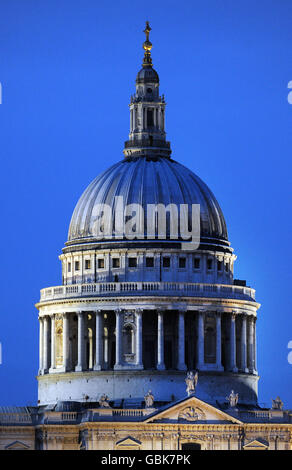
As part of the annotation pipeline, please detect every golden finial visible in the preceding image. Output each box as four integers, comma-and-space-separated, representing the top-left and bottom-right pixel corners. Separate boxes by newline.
142, 21, 153, 67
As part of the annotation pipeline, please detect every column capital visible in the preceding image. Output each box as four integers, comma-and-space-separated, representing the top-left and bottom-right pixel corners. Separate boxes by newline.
177, 305, 187, 313
114, 308, 124, 315
135, 308, 143, 315
156, 306, 164, 312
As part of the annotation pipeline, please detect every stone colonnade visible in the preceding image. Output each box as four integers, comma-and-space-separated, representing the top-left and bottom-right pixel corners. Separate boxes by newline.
38, 309, 257, 375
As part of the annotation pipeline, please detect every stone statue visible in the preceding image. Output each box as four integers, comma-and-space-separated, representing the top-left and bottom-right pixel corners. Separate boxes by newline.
185, 371, 198, 396
226, 390, 238, 408
272, 396, 283, 410
144, 390, 154, 408
99, 394, 111, 408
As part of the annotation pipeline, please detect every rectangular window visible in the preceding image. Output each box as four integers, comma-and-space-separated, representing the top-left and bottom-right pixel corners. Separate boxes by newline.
98, 258, 105, 269
128, 258, 137, 268
68, 262, 71, 273
217, 260, 222, 272
85, 259, 91, 270
207, 259, 213, 270
112, 258, 120, 268
193, 258, 200, 269
179, 257, 186, 269
146, 257, 154, 268
75, 261, 80, 271
225, 262, 229, 272
163, 257, 170, 268
147, 109, 154, 127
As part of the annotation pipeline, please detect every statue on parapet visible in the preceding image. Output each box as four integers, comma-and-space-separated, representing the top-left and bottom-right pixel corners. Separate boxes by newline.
185, 371, 198, 397
272, 396, 283, 410
144, 390, 154, 408
226, 390, 239, 408
99, 394, 111, 408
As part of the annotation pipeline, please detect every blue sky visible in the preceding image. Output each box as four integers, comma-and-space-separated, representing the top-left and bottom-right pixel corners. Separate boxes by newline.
0, 0, 291, 407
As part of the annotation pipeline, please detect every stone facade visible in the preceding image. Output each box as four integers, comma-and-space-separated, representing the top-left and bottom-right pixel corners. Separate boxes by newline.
0, 396, 291, 450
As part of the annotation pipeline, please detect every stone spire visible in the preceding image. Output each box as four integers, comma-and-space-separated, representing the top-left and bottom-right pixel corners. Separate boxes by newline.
123, 22, 171, 159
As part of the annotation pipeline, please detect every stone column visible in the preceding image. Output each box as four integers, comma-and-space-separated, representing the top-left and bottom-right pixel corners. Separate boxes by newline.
248, 316, 256, 374
177, 309, 187, 370
49, 315, 56, 371
157, 310, 165, 370
135, 308, 143, 369
196, 311, 205, 369
133, 107, 136, 130
75, 311, 86, 372
62, 313, 70, 371
38, 317, 44, 375
229, 313, 238, 372
43, 316, 49, 373
216, 312, 223, 370
114, 309, 122, 369
240, 315, 248, 373
253, 317, 257, 373
94, 310, 103, 371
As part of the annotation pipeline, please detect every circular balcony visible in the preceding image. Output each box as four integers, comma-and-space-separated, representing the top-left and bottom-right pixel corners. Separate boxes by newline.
39, 281, 256, 304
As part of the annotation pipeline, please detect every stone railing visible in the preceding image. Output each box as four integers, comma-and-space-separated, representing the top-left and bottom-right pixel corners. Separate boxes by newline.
43, 411, 78, 423
0, 413, 32, 424
92, 408, 152, 419
40, 282, 256, 303
124, 139, 170, 149
239, 409, 290, 423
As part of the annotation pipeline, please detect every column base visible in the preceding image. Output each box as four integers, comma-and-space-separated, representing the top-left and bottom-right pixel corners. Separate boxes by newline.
114, 364, 144, 370
75, 365, 85, 372
48, 367, 59, 374
177, 363, 187, 371
198, 363, 224, 372
228, 366, 238, 373
56, 366, 71, 373
93, 364, 102, 371
156, 363, 166, 371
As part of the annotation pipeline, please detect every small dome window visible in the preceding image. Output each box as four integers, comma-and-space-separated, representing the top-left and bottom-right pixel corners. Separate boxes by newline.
207, 259, 213, 270
179, 257, 186, 269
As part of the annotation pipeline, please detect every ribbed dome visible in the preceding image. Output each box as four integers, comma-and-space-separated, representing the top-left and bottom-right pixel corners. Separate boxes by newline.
67, 156, 228, 248
136, 66, 159, 84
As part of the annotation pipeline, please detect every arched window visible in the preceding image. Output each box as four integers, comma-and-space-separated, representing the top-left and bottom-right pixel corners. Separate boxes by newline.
204, 314, 216, 364
123, 325, 134, 355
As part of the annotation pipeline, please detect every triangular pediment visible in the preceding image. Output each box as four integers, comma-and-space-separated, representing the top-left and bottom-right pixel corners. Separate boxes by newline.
116, 436, 141, 448
5, 440, 30, 450
243, 439, 268, 450
144, 395, 242, 424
